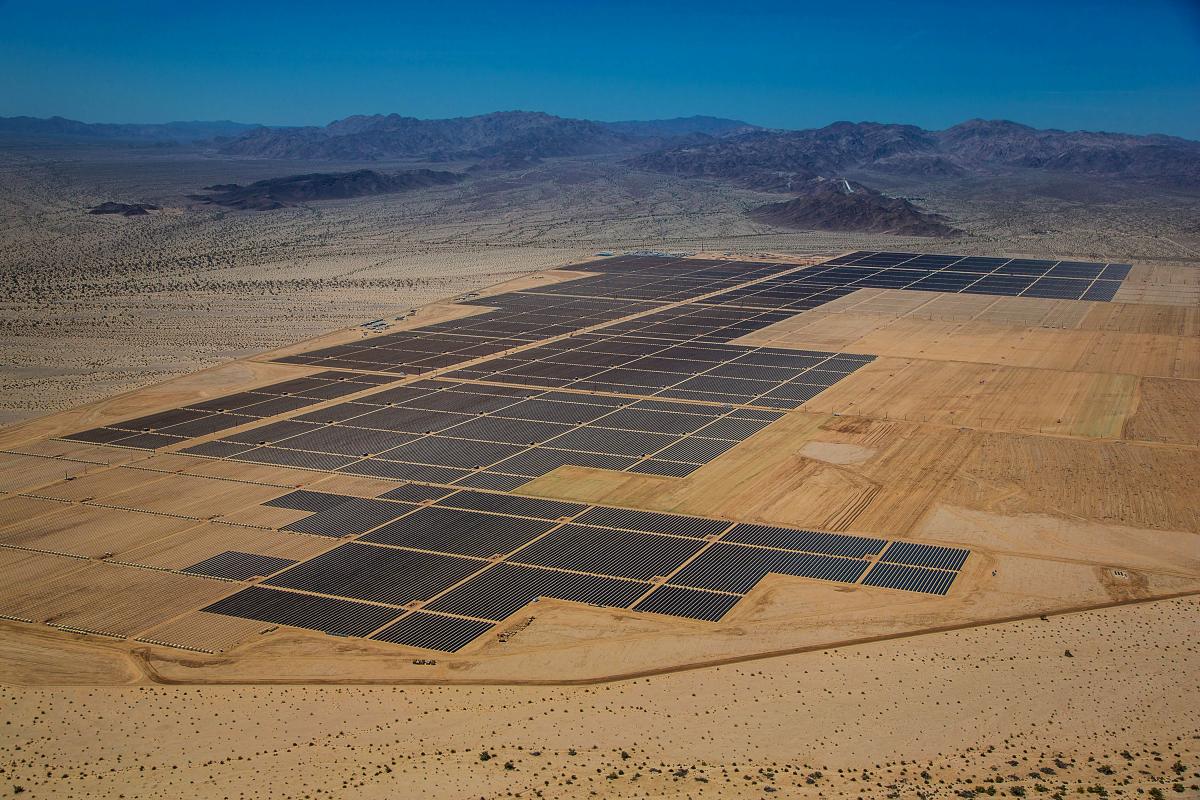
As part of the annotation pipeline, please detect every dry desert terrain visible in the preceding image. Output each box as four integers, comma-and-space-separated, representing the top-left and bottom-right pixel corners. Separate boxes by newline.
0, 147, 1198, 799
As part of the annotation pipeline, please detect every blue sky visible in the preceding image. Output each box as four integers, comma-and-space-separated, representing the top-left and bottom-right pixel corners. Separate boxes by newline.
1, 0, 1198, 137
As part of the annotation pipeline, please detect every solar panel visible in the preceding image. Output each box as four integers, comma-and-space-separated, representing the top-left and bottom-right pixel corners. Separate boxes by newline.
722, 524, 885, 558
180, 440, 255, 459
452, 471, 534, 491
370, 612, 495, 651
424, 563, 649, 621
202, 586, 401, 637
360, 506, 559, 557
669, 543, 869, 593
182, 551, 298, 581
626, 459, 702, 477
633, 585, 741, 621
265, 489, 357, 513
878, 541, 969, 571
651, 437, 738, 462
510, 524, 706, 580
434, 490, 586, 520
861, 562, 958, 595
282, 496, 414, 537
571, 507, 728, 538
263, 542, 485, 605
376, 483, 458, 504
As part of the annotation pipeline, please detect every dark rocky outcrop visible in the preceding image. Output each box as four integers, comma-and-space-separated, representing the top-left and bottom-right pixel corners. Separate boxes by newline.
188, 168, 463, 210
748, 178, 959, 237
88, 202, 160, 216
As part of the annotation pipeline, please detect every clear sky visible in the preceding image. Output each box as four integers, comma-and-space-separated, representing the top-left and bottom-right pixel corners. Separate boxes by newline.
1, 0, 1198, 138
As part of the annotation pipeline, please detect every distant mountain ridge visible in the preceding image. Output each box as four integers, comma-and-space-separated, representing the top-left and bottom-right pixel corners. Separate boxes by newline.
6, 112, 1195, 187
632, 118, 1200, 186
0, 115, 256, 143
216, 111, 756, 161
601, 115, 760, 138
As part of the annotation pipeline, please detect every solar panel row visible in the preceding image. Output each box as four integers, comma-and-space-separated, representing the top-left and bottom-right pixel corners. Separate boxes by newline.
202, 483, 972, 650
698, 251, 1130, 311
183, 379, 790, 489
62, 371, 401, 451
370, 612, 496, 651
446, 333, 873, 410
182, 551, 298, 581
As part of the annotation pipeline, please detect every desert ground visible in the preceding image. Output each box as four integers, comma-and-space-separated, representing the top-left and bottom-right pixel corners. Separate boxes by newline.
0, 146, 1198, 798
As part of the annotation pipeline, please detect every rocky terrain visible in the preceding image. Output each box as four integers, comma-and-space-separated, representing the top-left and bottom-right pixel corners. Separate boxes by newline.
749, 178, 959, 236
188, 168, 464, 210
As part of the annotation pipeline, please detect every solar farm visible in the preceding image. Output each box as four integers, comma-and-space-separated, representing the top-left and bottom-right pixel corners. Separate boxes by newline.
0, 251, 1197, 683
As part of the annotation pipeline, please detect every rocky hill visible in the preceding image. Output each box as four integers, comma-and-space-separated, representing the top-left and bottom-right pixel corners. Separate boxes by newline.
188, 169, 463, 210
632, 119, 1200, 187
748, 178, 959, 236
87, 202, 161, 216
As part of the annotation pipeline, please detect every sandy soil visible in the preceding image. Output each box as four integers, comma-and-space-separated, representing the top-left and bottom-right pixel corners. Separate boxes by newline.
0, 597, 1195, 798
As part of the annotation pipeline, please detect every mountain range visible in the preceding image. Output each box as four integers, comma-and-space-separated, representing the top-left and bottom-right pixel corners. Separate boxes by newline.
0, 116, 256, 143
215, 112, 758, 161
5, 112, 1195, 188
216, 113, 1200, 187
632, 119, 1200, 187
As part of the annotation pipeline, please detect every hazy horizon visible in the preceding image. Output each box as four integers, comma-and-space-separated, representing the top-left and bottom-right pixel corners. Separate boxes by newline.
6, 109, 1200, 142
1, 0, 1198, 139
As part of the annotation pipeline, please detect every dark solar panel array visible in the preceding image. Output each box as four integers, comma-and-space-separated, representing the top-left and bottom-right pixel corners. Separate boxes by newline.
274, 294, 664, 374
61, 371, 399, 451
698, 251, 1130, 311
370, 612, 496, 651
202, 483, 972, 651
445, 333, 873, 410
262, 542, 485, 606
877, 540, 970, 571
360, 506, 559, 557
509, 524, 707, 580
181, 551, 298, 581
632, 585, 742, 622
280, 496, 418, 537
721, 524, 885, 558
860, 562, 958, 595
201, 586, 401, 637
667, 543, 871, 594
423, 562, 650, 621
180, 379, 790, 488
